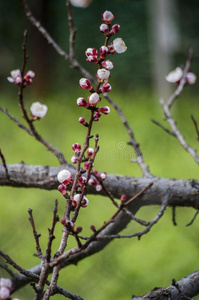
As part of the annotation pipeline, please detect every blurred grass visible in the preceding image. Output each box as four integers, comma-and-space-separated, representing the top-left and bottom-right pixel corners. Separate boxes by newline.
1, 88, 199, 300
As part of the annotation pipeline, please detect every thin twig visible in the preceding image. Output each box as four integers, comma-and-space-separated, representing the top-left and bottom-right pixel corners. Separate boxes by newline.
28, 208, 43, 258
151, 118, 176, 137
172, 206, 177, 226
186, 209, 199, 226
66, 0, 77, 60
0, 250, 84, 300
191, 115, 199, 141
0, 149, 9, 179
46, 200, 59, 262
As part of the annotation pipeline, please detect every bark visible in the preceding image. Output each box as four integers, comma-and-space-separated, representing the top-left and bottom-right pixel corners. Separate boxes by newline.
132, 269, 199, 300
1, 163, 199, 207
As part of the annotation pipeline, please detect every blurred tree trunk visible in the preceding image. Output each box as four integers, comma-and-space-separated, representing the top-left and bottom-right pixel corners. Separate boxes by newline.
147, 0, 179, 99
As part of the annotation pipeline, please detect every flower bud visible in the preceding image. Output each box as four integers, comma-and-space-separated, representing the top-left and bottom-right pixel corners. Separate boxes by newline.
99, 23, 109, 34
90, 224, 96, 232
58, 184, 68, 195
100, 83, 112, 93
85, 48, 98, 56
71, 155, 78, 163
57, 169, 72, 184
110, 24, 120, 34
73, 194, 89, 207
78, 117, 88, 127
87, 147, 94, 157
0, 286, 10, 299
113, 38, 127, 53
186, 72, 197, 85
98, 106, 110, 115
100, 46, 109, 59
165, 67, 183, 84
60, 218, 67, 225
0, 278, 12, 288
72, 143, 81, 153
89, 92, 100, 106
99, 172, 107, 180
77, 97, 88, 107
76, 226, 83, 233
101, 59, 114, 70
78, 176, 86, 187
30, 102, 48, 119
95, 184, 102, 191
92, 169, 100, 177
93, 112, 101, 121
120, 194, 127, 201
88, 178, 97, 186
97, 68, 110, 80
102, 10, 115, 24
79, 78, 93, 91
83, 161, 93, 170
24, 70, 35, 86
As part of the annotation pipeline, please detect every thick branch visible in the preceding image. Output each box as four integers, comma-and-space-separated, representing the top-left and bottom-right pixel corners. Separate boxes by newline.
131, 269, 199, 300
0, 163, 199, 207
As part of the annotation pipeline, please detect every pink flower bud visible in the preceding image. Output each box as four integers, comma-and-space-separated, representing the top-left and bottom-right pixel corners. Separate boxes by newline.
86, 55, 98, 63
92, 169, 100, 177
71, 155, 78, 163
88, 178, 97, 186
102, 10, 115, 24
0, 287, 10, 299
76, 226, 82, 233
78, 176, 86, 187
120, 194, 126, 201
100, 46, 109, 59
101, 59, 114, 70
78, 117, 88, 127
79, 78, 93, 90
57, 169, 72, 184
95, 184, 102, 191
85, 48, 98, 57
90, 224, 96, 232
73, 194, 89, 207
89, 92, 101, 106
186, 72, 197, 85
113, 38, 127, 53
99, 23, 109, 34
72, 143, 81, 153
94, 112, 101, 121
77, 97, 88, 107
97, 68, 110, 80
58, 183, 68, 195
100, 83, 112, 93
24, 70, 35, 86
87, 147, 94, 157
60, 218, 67, 225
98, 106, 110, 115
110, 24, 120, 34
99, 172, 107, 180
83, 161, 93, 171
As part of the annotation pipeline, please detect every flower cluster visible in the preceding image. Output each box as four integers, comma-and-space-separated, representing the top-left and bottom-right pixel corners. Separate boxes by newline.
78, 10, 127, 124
7, 69, 35, 86
166, 67, 196, 85
0, 278, 19, 300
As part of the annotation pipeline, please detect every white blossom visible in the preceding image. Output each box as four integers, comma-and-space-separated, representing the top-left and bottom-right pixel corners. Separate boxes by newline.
165, 67, 183, 83
97, 68, 110, 80
70, 0, 92, 7
186, 72, 197, 85
102, 10, 115, 22
0, 278, 12, 288
57, 170, 72, 183
7, 69, 22, 84
113, 38, 127, 54
30, 102, 48, 118
89, 93, 100, 106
